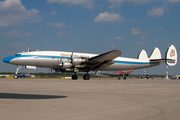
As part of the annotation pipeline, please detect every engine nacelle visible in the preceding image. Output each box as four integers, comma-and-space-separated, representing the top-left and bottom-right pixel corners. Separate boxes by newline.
72, 57, 87, 65
62, 62, 72, 69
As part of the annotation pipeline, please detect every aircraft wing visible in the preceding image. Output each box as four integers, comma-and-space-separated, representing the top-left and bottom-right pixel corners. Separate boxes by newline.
88, 50, 121, 63
85, 50, 121, 70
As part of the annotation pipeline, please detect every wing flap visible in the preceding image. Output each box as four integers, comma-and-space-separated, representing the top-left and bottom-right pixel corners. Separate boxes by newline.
93, 61, 114, 70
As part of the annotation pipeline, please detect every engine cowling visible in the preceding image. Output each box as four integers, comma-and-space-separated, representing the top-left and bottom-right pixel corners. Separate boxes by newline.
62, 62, 72, 69
72, 57, 87, 65
72, 57, 82, 65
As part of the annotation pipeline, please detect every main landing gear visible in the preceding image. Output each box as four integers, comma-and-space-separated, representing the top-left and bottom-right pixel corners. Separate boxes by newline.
118, 76, 126, 80
72, 74, 78, 80
83, 74, 90, 80
71, 73, 90, 80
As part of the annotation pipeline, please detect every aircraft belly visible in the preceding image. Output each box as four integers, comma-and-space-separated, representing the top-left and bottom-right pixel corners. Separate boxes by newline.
36, 58, 58, 68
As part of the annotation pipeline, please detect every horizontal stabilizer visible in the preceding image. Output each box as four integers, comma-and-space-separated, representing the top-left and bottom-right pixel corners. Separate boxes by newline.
137, 50, 148, 60
149, 45, 178, 66
150, 59, 165, 63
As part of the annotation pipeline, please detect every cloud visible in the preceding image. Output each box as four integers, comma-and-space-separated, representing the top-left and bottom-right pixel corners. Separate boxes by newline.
45, 41, 49, 43
79, 21, 87, 24
140, 36, 147, 39
131, 28, 142, 35
94, 11, 125, 23
157, 27, 164, 31
47, 0, 95, 9
47, 22, 73, 28
92, 30, 103, 34
30, 19, 42, 23
164, 0, 180, 3
135, 42, 146, 45
51, 10, 57, 16
57, 32, 67, 36
154, 40, 161, 43
127, 18, 136, 23
24, 32, 34, 36
3, 30, 34, 37
9, 43, 26, 48
111, 45, 116, 48
108, 0, 150, 8
3, 30, 22, 37
147, 5, 165, 17
0, 0, 39, 27
47, 22, 66, 27
114, 36, 123, 40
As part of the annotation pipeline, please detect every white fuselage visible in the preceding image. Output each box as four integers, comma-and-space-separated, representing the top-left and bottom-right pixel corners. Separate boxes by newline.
4, 51, 160, 71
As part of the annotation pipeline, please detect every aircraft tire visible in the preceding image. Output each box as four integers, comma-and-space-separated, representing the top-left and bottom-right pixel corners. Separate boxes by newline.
83, 74, 90, 80
14, 75, 18, 79
124, 77, 126, 80
72, 75, 78, 80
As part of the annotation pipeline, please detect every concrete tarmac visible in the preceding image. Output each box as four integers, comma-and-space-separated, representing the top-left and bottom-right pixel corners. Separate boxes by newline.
0, 78, 180, 120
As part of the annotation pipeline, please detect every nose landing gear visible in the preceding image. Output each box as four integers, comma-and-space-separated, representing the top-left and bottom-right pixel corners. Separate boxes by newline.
14, 65, 21, 79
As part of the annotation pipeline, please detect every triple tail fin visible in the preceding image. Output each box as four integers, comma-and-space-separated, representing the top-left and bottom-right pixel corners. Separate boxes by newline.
149, 45, 177, 66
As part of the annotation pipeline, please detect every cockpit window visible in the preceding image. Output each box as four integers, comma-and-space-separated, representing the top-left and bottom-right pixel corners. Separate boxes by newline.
15, 54, 20, 56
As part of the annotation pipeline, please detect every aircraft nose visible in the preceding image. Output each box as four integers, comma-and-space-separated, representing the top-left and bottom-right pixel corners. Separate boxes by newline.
3, 57, 13, 63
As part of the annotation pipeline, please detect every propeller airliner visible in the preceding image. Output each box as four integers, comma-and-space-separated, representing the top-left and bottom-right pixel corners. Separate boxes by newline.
95, 70, 133, 80
3, 45, 177, 80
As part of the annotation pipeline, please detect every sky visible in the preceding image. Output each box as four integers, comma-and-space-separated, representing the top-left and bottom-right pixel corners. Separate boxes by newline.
0, 0, 180, 75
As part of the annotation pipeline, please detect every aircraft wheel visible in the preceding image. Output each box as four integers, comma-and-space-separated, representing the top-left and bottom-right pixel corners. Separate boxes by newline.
72, 75, 78, 80
14, 75, 18, 79
124, 77, 126, 80
83, 74, 90, 80
118, 77, 121, 80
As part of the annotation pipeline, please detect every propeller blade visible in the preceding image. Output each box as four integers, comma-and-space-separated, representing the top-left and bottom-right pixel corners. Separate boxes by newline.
60, 53, 63, 64
70, 52, 73, 63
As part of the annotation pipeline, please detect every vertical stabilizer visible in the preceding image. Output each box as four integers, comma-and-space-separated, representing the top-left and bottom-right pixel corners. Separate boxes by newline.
149, 47, 161, 59
166, 45, 177, 66
137, 50, 148, 60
